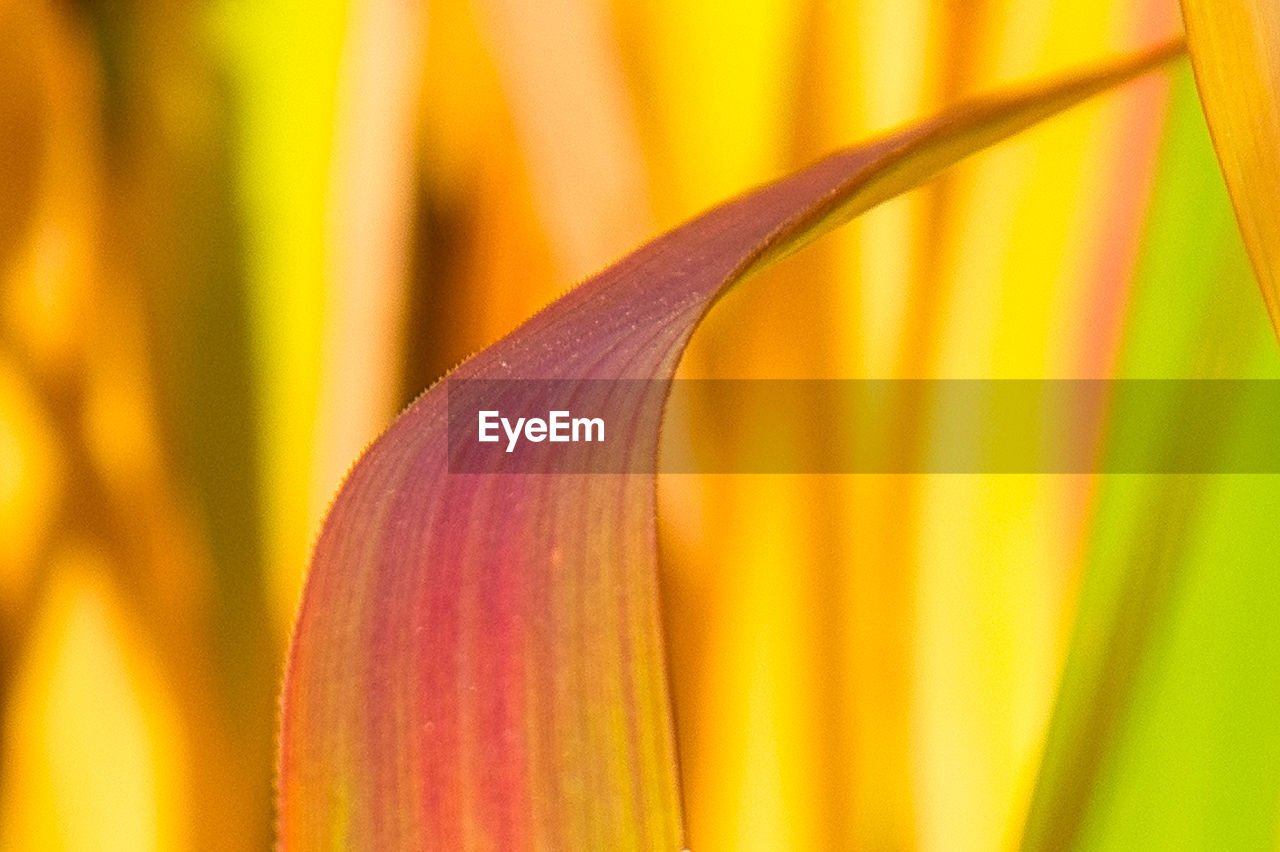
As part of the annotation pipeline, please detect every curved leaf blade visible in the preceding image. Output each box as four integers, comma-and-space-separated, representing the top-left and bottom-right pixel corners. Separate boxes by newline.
277, 39, 1182, 850
1181, 0, 1280, 337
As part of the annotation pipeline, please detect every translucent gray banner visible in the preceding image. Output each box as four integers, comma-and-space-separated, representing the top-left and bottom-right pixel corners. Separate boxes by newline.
446, 379, 1280, 473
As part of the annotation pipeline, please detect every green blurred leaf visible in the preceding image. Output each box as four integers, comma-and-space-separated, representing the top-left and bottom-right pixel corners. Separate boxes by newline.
1022, 67, 1280, 851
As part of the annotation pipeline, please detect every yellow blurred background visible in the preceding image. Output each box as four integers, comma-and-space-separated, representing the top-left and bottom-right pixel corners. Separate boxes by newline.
8, 0, 1263, 849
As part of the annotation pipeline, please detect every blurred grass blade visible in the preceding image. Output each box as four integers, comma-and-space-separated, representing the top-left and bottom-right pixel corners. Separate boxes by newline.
1181, 0, 1280, 337
0, 0, 45, 268
1022, 69, 1280, 850
277, 39, 1181, 850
